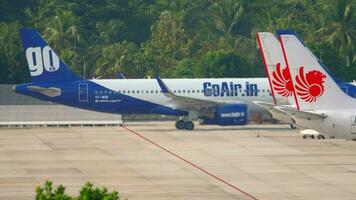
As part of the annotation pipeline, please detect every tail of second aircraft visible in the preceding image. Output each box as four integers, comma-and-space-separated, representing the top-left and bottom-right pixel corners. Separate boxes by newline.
256, 32, 296, 106
277, 30, 355, 111
19, 28, 81, 83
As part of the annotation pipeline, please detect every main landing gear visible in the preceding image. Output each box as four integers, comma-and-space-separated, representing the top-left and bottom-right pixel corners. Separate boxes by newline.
175, 120, 195, 130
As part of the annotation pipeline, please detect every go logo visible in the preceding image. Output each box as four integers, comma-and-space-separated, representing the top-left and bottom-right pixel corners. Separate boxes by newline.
26, 46, 60, 76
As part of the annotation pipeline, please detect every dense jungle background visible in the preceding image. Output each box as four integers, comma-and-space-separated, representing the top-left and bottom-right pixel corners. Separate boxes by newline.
0, 0, 354, 83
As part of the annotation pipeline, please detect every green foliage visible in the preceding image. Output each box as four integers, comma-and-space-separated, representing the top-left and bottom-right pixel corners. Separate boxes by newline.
35, 181, 121, 200
193, 50, 260, 78
0, 0, 355, 83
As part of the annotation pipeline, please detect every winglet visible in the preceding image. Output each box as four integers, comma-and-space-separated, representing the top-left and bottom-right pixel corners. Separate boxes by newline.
118, 72, 126, 79
156, 77, 170, 94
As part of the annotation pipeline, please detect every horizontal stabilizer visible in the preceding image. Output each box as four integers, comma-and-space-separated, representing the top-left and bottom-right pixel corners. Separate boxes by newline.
253, 100, 294, 124
253, 100, 277, 111
27, 86, 61, 97
275, 105, 327, 120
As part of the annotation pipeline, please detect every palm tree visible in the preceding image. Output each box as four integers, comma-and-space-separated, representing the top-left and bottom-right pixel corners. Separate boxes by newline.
209, 0, 244, 37
93, 42, 136, 78
314, 0, 355, 66
43, 10, 84, 72
0, 22, 27, 83
44, 11, 80, 50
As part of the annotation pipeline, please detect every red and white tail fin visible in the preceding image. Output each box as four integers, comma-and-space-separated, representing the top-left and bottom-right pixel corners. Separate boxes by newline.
277, 30, 352, 111
256, 32, 295, 105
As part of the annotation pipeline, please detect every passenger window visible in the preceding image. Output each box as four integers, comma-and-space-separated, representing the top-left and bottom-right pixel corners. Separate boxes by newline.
150, 90, 153, 93
123, 91, 126, 94
174, 90, 176, 93
182, 90, 185, 93
262, 89, 265, 92
178, 90, 181, 93
127, 91, 130, 94
132, 90, 135, 94
155, 90, 158, 93
137, 90, 140, 93
192, 90, 195, 93
196, 90, 200, 93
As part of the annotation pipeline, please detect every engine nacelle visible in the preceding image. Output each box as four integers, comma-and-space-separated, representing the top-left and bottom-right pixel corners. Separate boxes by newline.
200, 104, 248, 126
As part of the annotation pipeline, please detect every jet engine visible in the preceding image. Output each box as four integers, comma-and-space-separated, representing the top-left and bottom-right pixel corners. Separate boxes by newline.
199, 104, 248, 126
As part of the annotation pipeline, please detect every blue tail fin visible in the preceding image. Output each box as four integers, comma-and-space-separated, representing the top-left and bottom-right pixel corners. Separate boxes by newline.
19, 28, 81, 83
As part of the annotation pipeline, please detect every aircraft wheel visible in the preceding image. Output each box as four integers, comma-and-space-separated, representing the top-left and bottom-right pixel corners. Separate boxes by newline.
303, 135, 307, 139
185, 121, 194, 130
311, 135, 315, 139
290, 124, 297, 129
175, 120, 186, 130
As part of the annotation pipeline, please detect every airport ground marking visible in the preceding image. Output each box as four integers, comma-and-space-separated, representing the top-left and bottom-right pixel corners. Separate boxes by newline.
120, 125, 259, 200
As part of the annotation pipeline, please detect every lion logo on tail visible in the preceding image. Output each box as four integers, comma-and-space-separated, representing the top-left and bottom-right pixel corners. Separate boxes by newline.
272, 63, 294, 97
295, 67, 326, 102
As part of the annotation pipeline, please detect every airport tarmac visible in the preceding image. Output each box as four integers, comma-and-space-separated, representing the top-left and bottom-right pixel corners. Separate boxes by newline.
1, 122, 356, 200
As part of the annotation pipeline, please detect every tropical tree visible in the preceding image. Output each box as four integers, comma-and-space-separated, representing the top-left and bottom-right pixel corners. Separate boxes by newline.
313, 0, 355, 66
0, 22, 28, 83
0, 0, 355, 83
93, 42, 137, 78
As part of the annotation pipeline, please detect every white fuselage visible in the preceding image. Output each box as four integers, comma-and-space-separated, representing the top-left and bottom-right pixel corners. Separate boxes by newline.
92, 78, 273, 114
294, 109, 356, 140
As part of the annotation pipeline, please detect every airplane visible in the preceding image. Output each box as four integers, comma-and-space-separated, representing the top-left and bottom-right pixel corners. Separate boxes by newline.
256, 30, 356, 140
14, 28, 277, 130
255, 31, 356, 134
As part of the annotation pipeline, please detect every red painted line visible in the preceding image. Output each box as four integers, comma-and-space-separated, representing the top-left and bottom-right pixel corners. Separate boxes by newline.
256, 32, 277, 105
120, 125, 259, 200
278, 35, 300, 111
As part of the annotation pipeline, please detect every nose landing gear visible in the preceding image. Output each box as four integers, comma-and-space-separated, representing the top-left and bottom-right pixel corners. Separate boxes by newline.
175, 120, 195, 130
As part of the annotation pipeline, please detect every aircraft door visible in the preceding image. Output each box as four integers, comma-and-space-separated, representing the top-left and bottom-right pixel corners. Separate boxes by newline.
79, 83, 88, 102
351, 116, 356, 134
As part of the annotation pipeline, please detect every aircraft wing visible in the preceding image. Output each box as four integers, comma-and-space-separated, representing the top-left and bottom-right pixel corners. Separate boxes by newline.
156, 77, 218, 110
275, 105, 327, 120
